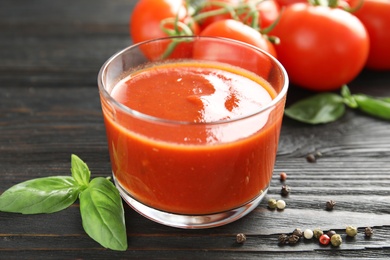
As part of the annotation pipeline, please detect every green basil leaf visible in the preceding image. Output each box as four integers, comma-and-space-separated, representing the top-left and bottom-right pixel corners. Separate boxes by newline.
380, 97, 390, 103
71, 154, 90, 188
340, 85, 358, 108
0, 176, 79, 214
353, 94, 390, 120
79, 177, 127, 251
284, 93, 345, 124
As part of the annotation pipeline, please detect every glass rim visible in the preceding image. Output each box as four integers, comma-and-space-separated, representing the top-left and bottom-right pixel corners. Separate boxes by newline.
97, 36, 289, 126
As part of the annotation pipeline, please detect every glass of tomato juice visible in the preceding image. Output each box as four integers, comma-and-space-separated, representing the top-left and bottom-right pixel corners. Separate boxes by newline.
98, 36, 288, 228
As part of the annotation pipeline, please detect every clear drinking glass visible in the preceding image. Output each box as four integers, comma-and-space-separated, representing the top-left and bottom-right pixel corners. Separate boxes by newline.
98, 36, 288, 229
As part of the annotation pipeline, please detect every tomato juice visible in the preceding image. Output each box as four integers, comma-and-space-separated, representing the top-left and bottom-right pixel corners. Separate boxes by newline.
101, 60, 285, 215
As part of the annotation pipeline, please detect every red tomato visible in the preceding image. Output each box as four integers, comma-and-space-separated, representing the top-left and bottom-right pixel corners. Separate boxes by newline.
192, 36, 274, 79
130, 0, 198, 60
197, 0, 240, 30
240, 0, 281, 30
130, 0, 187, 44
353, 0, 390, 70
275, 0, 306, 7
256, 0, 281, 29
270, 3, 369, 91
200, 19, 277, 58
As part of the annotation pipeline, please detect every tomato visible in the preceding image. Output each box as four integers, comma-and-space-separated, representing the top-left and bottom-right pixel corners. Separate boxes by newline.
192, 36, 274, 79
275, 0, 306, 7
240, 0, 281, 30
195, 20, 277, 77
130, 0, 198, 60
200, 19, 277, 58
353, 0, 390, 70
197, 0, 240, 30
255, 0, 281, 29
130, 0, 187, 44
270, 3, 369, 91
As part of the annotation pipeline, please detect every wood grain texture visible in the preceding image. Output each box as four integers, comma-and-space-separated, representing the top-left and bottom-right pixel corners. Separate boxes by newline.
1, 0, 390, 259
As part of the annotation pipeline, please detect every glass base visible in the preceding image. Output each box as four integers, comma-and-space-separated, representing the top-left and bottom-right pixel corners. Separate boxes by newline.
113, 175, 268, 229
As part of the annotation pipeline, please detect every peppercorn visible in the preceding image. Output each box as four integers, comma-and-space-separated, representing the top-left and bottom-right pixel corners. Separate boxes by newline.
268, 198, 277, 209
306, 153, 317, 163
303, 229, 314, 239
346, 226, 358, 237
330, 234, 342, 247
313, 228, 324, 239
364, 227, 373, 237
236, 233, 246, 244
278, 234, 289, 244
281, 185, 291, 197
280, 172, 287, 182
319, 234, 330, 245
326, 200, 336, 211
327, 230, 336, 238
288, 234, 300, 244
292, 228, 303, 238
276, 199, 286, 210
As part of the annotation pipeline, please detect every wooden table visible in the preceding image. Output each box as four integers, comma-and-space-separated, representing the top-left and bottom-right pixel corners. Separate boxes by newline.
1, 1, 390, 259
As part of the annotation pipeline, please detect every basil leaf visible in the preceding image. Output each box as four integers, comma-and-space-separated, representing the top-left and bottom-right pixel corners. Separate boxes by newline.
0, 176, 79, 214
353, 94, 390, 120
380, 97, 390, 103
284, 93, 345, 124
71, 154, 90, 188
340, 85, 358, 108
79, 177, 127, 251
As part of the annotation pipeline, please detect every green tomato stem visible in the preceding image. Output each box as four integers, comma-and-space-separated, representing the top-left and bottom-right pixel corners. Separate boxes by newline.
191, 0, 268, 32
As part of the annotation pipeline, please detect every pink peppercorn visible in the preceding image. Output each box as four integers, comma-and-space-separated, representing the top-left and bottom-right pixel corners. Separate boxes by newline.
280, 172, 287, 181
319, 234, 330, 245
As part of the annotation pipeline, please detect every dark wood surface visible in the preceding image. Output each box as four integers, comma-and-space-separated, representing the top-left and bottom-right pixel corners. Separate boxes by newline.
1, 1, 390, 259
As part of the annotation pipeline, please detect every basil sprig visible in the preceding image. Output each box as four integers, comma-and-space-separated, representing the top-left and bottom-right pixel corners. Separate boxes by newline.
285, 85, 390, 124
0, 154, 127, 251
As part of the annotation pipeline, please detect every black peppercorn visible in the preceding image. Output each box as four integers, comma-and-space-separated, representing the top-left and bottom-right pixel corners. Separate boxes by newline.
292, 228, 303, 238
278, 234, 289, 244
326, 200, 336, 211
281, 185, 291, 197
288, 234, 300, 244
327, 230, 336, 238
236, 233, 247, 244
306, 153, 317, 163
364, 227, 373, 237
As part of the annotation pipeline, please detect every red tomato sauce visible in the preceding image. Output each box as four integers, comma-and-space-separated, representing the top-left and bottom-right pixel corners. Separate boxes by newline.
102, 61, 283, 214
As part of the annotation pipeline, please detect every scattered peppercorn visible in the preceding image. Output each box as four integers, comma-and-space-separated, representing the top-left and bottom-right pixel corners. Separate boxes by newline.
288, 234, 300, 244
330, 234, 342, 247
327, 230, 336, 238
346, 226, 358, 237
306, 153, 317, 163
304, 229, 314, 239
292, 228, 303, 238
364, 227, 373, 237
236, 233, 247, 244
276, 199, 286, 210
326, 200, 336, 211
278, 234, 289, 244
313, 228, 324, 239
319, 234, 331, 245
280, 172, 287, 182
281, 185, 291, 197
268, 198, 277, 209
